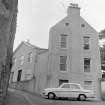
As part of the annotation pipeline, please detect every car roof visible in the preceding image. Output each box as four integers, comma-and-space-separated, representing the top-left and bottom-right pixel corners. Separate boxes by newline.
61, 83, 81, 85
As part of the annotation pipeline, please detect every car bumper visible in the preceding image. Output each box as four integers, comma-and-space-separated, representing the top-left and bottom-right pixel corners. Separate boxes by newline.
40, 91, 48, 98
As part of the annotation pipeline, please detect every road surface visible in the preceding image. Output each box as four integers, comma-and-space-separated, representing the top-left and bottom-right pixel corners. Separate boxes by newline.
7, 88, 105, 105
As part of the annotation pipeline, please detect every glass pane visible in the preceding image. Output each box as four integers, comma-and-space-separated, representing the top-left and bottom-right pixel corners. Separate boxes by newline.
84, 44, 89, 49
60, 64, 67, 71
28, 52, 32, 62
61, 35, 67, 48
60, 56, 67, 64
84, 58, 90, 65
61, 84, 70, 88
61, 42, 66, 48
70, 84, 80, 89
84, 36, 89, 44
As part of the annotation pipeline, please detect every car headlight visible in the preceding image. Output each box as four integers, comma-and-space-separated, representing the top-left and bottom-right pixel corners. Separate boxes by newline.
41, 89, 48, 94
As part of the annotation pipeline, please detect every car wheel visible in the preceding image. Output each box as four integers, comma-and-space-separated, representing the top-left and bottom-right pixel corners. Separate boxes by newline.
48, 92, 55, 99
78, 94, 86, 101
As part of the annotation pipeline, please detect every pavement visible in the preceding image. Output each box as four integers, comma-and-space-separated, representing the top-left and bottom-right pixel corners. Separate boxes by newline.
3, 88, 105, 105
4, 89, 30, 105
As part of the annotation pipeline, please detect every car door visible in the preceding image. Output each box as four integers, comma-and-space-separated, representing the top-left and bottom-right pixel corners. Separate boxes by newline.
69, 84, 81, 98
56, 83, 70, 98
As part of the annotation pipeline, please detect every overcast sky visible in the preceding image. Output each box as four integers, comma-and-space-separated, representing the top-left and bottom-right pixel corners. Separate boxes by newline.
14, 0, 105, 49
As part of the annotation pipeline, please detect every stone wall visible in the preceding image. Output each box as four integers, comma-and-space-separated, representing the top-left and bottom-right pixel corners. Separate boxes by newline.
10, 79, 35, 93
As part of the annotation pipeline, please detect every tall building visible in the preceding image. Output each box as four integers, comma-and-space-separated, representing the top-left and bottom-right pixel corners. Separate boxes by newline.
10, 3, 102, 100
48, 3, 102, 99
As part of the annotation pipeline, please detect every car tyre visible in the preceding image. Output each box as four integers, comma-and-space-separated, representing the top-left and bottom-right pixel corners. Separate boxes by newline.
78, 94, 86, 101
48, 92, 55, 99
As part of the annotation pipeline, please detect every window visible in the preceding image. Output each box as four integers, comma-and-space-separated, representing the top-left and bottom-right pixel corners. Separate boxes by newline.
83, 36, 90, 49
84, 58, 91, 72
61, 84, 70, 88
17, 70, 22, 82
60, 34, 67, 48
25, 69, 33, 80
70, 84, 81, 89
20, 56, 24, 65
59, 79, 69, 86
81, 24, 85, 28
65, 23, 69, 26
60, 56, 67, 71
27, 52, 32, 63
84, 81, 92, 89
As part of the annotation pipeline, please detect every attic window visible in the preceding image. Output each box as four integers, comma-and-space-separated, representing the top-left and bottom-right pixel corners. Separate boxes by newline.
65, 23, 69, 26
81, 24, 85, 28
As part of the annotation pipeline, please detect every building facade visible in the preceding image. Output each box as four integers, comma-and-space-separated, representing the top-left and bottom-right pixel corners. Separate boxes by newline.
35, 50, 48, 92
9, 41, 48, 92
10, 4, 102, 99
47, 4, 102, 99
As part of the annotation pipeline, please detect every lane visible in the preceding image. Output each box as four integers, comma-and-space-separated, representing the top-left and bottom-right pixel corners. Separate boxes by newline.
8, 88, 105, 105
5, 90, 30, 105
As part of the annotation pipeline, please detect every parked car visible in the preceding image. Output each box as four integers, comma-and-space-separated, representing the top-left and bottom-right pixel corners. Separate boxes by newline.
40, 83, 95, 101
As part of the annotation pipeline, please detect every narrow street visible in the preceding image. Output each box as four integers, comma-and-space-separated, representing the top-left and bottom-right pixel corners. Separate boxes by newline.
5, 89, 29, 105
5, 88, 105, 105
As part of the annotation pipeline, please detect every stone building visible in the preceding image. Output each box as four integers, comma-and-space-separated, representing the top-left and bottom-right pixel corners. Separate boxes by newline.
10, 4, 102, 99
9, 41, 48, 92
47, 4, 102, 99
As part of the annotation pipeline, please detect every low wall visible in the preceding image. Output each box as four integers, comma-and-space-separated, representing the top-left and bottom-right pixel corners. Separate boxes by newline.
9, 79, 35, 93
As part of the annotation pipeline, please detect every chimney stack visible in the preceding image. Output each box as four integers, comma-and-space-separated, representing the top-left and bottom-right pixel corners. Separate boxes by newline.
67, 3, 80, 16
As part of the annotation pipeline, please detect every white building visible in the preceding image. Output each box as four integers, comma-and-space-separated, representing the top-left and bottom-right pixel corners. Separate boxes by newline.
10, 41, 48, 92
10, 4, 102, 99
47, 4, 102, 99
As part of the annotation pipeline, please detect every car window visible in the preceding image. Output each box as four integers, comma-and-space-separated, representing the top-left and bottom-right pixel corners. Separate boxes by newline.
70, 84, 80, 89
61, 84, 70, 88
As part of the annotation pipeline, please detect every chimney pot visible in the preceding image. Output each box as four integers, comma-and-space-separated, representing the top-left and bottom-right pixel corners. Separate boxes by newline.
69, 3, 79, 8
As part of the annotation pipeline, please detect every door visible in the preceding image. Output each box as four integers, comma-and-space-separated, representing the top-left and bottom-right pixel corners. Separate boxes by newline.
69, 84, 81, 98
56, 83, 71, 98
17, 70, 22, 82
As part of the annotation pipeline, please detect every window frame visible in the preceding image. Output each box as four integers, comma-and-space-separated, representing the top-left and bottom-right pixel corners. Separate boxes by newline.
61, 84, 70, 88
60, 34, 68, 48
70, 84, 81, 90
27, 52, 33, 63
20, 55, 24, 65
84, 81, 92, 89
59, 56, 67, 72
83, 36, 90, 50
84, 58, 91, 72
